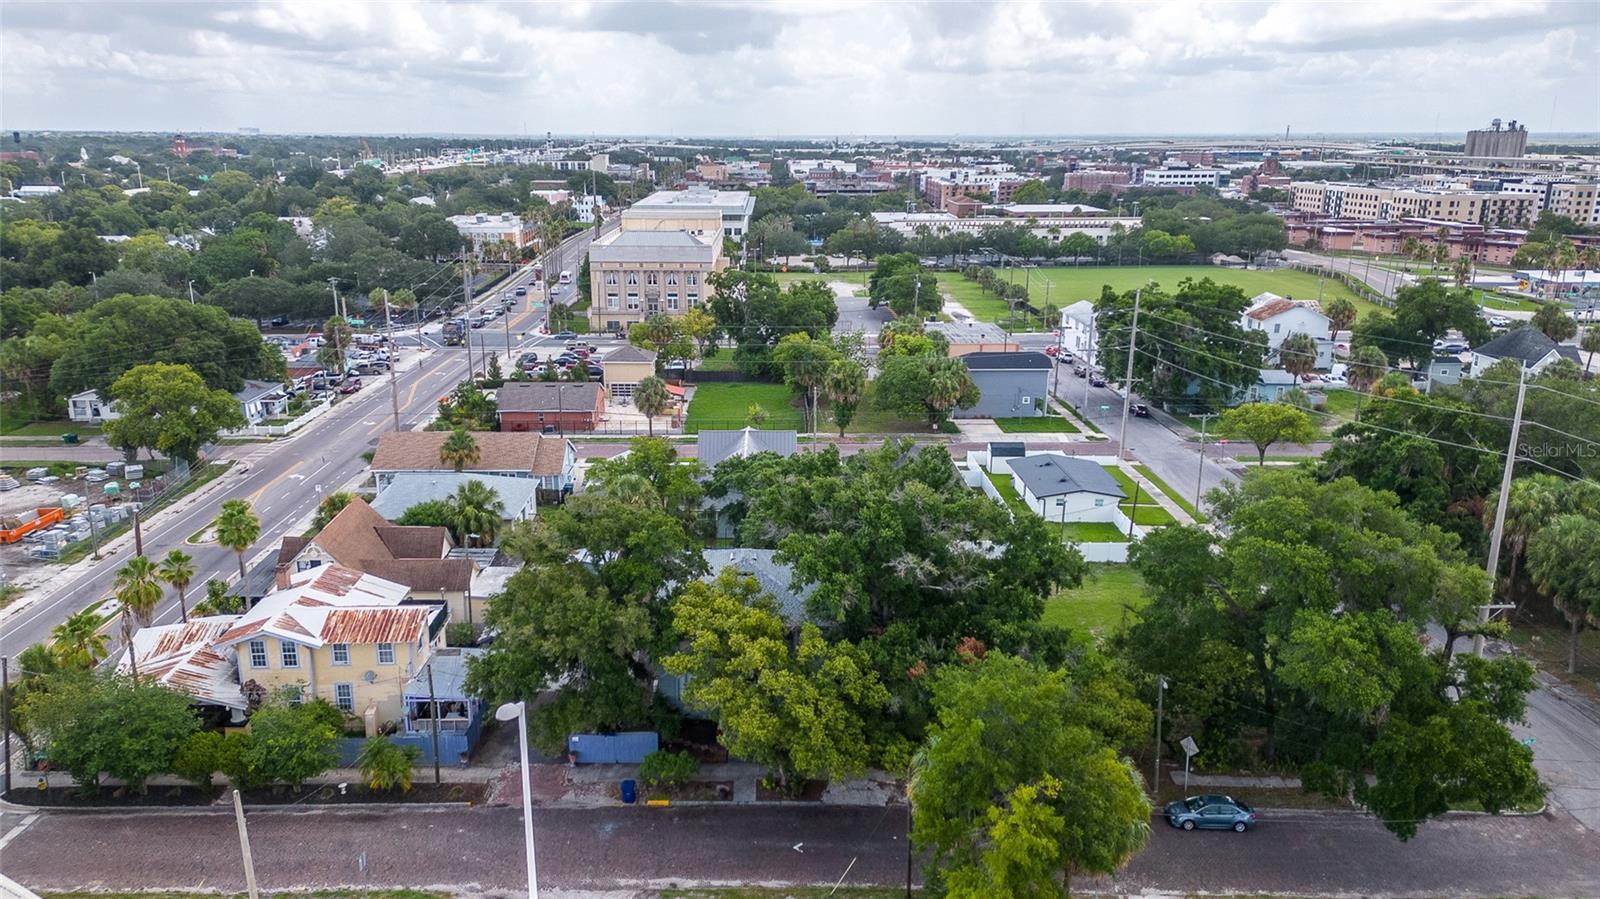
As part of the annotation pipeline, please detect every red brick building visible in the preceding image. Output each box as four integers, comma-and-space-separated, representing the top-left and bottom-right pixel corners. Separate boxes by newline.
496, 382, 606, 433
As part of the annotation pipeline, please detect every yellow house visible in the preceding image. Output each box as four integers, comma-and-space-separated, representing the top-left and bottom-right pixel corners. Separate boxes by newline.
213, 565, 445, 732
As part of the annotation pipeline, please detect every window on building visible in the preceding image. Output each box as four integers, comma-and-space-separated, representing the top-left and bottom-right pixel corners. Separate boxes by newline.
295, 559, 322, 572
280, 642, 300, 668
665, 273, 678, 286
604, 272, 618, 286
607, 294, 619, 310
647, 300, 660, 314
248, 640, 268, 668
686, 273, 698, 286
331, 643, 350, 666
1094, 498, 1106, 507
284, 685, 304, 705
377, 643, 396, 665
687, 292, 700, 303
334, 683, 354, 713
646, 272, 658, 286
667, 293, 679, 310
625, 272, 639, 285
627, 294, 640, 310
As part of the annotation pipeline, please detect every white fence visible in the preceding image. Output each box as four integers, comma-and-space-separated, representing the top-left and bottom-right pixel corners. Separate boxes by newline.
228, 398, 332, 438
965, 454, 1142, 560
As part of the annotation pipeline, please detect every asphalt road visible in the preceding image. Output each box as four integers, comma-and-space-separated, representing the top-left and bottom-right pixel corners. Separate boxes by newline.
2, 802, 1596, 897
0, 230, 598, 662
1284, 249, 1419, 298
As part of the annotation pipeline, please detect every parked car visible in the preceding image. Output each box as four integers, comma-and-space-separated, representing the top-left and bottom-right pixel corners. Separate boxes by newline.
586, 364, 604, 379
339, 377, 363, 394
1132, 403, 1150, 417
1044, 345, 1058, 357
269, 316, 290, 327
553, 330, 577, 340
1073, 365, 1088, 377
518, 352, 541, 369
1484, 314, 1511, 328
1165, 795, 1257, 832
1090, 374, 1107, 387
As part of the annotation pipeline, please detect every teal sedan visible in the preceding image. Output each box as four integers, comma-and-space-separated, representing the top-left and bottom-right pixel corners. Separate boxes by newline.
1164, 795, 1257, 832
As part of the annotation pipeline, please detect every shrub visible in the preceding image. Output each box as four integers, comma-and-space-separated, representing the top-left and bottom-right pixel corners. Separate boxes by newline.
246, 698, 341, 788
172, 731, 225, 789
356, 736, 420, 792
638, 749, 699, 788
446, 622, 481, 647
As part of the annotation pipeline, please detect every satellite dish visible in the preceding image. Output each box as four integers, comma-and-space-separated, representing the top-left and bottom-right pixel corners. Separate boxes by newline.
362, 670, 377, 684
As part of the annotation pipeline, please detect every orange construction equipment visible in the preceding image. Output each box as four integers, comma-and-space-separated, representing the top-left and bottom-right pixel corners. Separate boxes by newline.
0, 507, 65, 543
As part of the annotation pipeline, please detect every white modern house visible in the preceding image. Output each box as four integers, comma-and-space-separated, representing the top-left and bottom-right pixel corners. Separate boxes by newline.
1006, 453, 1126, 524
1241, 293, 1334, 370
67, 389, 120, 423
1058, 301, 1098, 366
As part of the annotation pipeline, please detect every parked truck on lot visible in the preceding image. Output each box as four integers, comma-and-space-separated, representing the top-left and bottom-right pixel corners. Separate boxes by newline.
0, 507, 65, 543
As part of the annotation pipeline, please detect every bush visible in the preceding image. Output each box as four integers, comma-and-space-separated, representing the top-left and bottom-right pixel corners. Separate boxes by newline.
638, 749, 699, 788
446, 622, 482, 647
172, 731, 225, 789
246, 698, 342, 788
356, 736, 420, 792
22, 671, 199, 793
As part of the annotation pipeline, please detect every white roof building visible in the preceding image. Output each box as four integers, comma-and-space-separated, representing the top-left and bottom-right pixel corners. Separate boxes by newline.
632, 186, 754, 238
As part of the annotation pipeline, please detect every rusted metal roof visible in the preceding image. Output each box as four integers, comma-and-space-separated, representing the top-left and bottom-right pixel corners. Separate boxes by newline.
118, 617, 246, 710
320, 606, 433, 645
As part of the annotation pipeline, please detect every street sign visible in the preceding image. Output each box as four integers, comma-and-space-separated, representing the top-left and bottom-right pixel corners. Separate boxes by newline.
1180, 736, 1199, 757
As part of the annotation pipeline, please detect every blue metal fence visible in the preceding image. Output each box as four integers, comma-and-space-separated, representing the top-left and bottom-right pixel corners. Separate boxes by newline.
567, 731, 659, 764
337, 714, 484, 768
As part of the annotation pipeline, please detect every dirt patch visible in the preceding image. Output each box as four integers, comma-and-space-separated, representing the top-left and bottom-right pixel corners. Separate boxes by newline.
4, 784, 221, 807
641, 780, 734, 803
239, 781, 486, 805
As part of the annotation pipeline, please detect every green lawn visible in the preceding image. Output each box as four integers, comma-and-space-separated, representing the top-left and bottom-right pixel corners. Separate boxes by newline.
1043, 563, 1149, 634
1132, 463, 1204, 522
0, 418, 101, 437
1479, 291, 1541, 312
828, 382, 936, 435
696, 352, 739, 372
684, 382, 801, 433
769, 271, 838, 290
994, 415, 1080, 433
942, 265, 1382, 324
1102, 466, 1178, 525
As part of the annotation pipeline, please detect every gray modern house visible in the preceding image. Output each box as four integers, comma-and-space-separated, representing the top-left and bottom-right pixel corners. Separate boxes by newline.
955, 351, 1053, 419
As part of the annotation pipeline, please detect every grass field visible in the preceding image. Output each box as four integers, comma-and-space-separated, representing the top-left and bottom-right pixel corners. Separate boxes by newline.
994, 415, 1080, 433
684, 382, 801, 432
835, 382, 934, 435
0, 418, 101, 437
696, 352, 739, 372
1043, 563, 1149, 634
938, 265, 1383, 325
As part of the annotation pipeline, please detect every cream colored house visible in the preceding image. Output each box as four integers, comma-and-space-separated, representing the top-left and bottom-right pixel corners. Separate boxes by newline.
213, 565, 445, 732
600, 345, 658, 401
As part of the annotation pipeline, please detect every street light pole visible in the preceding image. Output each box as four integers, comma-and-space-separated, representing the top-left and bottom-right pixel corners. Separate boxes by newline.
495, 701, 540, 899
1117, 289, 1142, 462
1193, 412, 1218, 517
1477, 365, 1527, 658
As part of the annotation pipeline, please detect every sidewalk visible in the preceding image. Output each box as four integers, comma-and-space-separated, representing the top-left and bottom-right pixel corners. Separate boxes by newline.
516, 761, 901, 809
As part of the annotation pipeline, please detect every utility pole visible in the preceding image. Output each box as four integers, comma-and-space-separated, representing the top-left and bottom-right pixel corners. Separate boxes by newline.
1126, 481, 1141, 540
1152, 675, 1165, 794
232, 790, 261, 899
3, 656, 12, 797
1193, 413, 1219, 517
327, 278, 346, 382
1477, 365, 1527, 658
427, 662, 442, 786
384, 290, 401, 432
1117, 289, 1142, 462
462, 260, 476, 380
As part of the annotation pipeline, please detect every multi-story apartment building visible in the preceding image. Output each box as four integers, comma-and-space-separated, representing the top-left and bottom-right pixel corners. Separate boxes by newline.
1549, 182, 1600, 226
1064, 169, 1133, 192
587, 204, 728, 332
629, 185, 754, 238
870, 211, 1141, 245
1289, 182, 1538, 226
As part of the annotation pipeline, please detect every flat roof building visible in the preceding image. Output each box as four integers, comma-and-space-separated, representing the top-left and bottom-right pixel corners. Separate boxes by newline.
631, 186, 754, 238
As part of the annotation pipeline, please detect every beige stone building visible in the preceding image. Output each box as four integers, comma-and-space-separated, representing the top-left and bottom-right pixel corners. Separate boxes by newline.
587, 206, 728, 333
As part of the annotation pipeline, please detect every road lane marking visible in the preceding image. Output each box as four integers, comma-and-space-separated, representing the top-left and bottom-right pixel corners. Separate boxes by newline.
0, 813, 39, 851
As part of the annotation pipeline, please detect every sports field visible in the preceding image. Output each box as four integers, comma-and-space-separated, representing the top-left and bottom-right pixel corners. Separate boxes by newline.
937, 265, 1385, 324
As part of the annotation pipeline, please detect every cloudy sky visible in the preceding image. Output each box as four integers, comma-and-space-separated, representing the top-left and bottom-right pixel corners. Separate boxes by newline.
3, 0, 1597, 137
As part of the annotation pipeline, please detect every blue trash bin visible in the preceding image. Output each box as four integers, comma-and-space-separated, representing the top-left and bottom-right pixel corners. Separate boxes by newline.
621, 778, 637, 804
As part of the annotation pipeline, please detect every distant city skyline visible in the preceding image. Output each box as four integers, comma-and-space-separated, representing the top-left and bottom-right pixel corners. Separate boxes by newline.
3, 1, 1598, 136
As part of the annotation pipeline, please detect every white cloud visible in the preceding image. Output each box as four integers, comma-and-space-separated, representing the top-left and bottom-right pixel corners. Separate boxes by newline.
1, 0, 1595, 135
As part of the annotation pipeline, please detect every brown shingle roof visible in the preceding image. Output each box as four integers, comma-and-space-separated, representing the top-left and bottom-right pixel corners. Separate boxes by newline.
362, 558, 476, 592
495, 382, 604, 414
308, 499, 394, 569
371, 431, 561, 475
277, 535, 309, 564
375, 525, 451, 560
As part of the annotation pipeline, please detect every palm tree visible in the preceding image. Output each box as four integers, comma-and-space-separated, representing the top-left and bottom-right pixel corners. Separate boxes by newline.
1400, 237, 1422, 270
115, 555, 163, 627
1278, 332, 1319, 381
1493, 475, 1559, 613
439, 428, 480, 472
157, 549, 196, 623
1347, 345, 1388, 422
449, 479, 504, 547
1451, 255, 1474, 290
635, 376, 671, 437
214, 499, 261, 583
824, 359, 866, 438
1324, 297, 1357, 338
51, 608, 110, 669
1583, 326, 1600, 378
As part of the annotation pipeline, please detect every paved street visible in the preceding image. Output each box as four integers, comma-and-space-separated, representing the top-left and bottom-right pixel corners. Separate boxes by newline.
2, 802, 1596, 897
0, 229, 597, 661
1284, 249, 1418, 298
